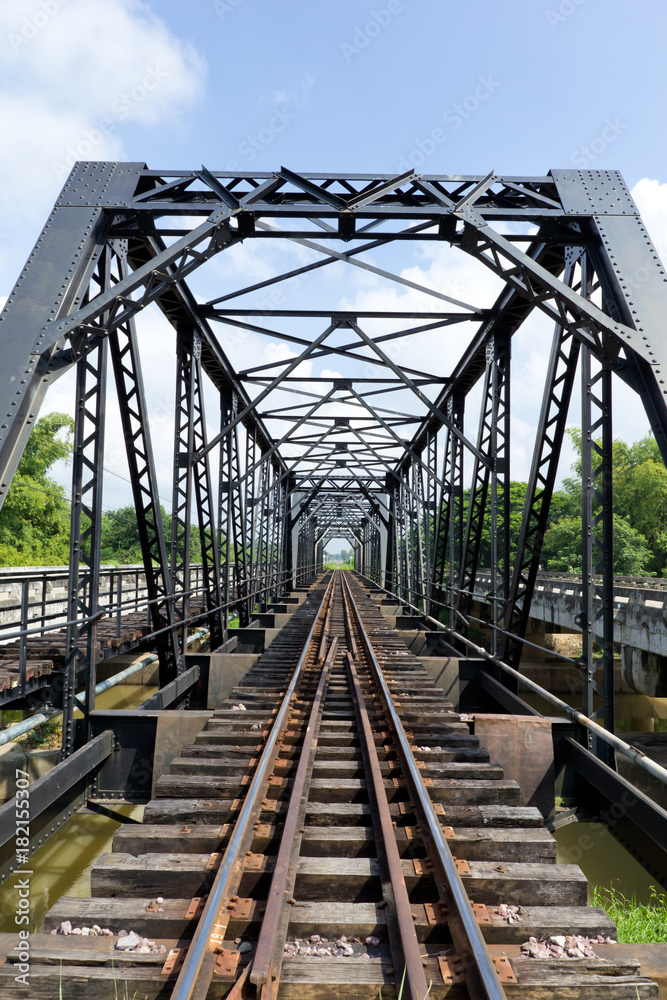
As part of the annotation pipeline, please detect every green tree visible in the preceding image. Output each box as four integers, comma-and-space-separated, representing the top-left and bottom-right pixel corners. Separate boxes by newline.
541, 428, 666, 576
542, 513, 652, 575
0, 413, 73, 565
100, 506, 203, 566
467, 480, 572, 568
100, 505, 175, 565
613, 437, 667, 574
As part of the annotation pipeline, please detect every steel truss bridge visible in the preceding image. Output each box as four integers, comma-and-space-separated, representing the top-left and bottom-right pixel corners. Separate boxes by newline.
2, 162, 667, 775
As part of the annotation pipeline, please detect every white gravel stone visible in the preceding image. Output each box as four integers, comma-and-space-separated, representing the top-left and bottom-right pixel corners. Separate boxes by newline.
116, 933, 142, 950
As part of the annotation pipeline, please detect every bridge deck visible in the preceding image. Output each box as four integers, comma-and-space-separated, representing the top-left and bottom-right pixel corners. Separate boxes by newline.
0, 572, 657, 999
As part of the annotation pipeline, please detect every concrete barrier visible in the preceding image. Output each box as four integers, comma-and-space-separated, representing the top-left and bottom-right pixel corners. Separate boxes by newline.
151, 711, 212, 797
0, 746, 59, 803
207, 654, 260, 709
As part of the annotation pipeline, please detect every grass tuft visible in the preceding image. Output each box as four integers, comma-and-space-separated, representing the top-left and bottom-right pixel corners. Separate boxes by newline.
593, 882, 667, 943
15, 718, 62, 750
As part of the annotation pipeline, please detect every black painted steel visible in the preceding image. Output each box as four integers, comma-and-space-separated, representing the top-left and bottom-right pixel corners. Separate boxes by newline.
0, 730, 113, 883
2, 164, 667, 774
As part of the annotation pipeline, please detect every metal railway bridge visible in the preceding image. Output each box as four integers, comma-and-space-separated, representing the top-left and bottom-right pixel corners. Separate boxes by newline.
1, 164, 667, 884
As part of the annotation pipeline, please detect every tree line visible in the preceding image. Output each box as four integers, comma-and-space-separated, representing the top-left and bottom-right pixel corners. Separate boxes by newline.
470, 430, 667, 577
1, 415, 665, 577
0, 414, 199, 567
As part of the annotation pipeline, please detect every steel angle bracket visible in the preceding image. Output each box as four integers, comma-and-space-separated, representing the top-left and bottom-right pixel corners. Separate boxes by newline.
213, 948, 241, 978
438, 952, 465, 984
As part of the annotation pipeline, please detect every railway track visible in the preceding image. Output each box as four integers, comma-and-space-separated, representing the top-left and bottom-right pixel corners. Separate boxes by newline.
0, 602, 208, 704
1, 572, 657, 998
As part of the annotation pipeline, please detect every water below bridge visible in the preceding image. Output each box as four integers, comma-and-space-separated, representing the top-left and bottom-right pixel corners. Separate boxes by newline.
0, 682, 155, 934
0, 679, 662, 939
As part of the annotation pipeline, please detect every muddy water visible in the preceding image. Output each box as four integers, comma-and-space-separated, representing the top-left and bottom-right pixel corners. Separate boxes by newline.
518, 688, 667, 734
76, 682, 158, 714
553, 820, 665, 904
0, 682, 156, 933
0, 803, 145, 933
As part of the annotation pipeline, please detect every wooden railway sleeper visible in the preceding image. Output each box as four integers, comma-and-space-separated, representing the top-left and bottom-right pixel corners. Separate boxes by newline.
167, 575, 335, 1000
343, 575, 431, 1000
343, 572, 508, 1000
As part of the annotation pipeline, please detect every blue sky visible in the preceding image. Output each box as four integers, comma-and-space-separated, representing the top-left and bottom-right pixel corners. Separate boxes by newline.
1, 0, 667, 522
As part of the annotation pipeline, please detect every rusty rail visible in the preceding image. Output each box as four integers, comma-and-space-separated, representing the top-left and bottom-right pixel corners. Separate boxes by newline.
170, 574, 336, 1000
342, 573, 508, 1000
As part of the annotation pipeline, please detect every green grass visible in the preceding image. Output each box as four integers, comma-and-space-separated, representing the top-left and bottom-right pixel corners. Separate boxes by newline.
593, 883, 667, 943
15, 718, 62, 750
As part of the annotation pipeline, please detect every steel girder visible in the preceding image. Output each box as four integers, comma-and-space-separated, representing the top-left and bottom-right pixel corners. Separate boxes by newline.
62, 241, 108, 755
3, 165, 667, 761
107, 269, 180, 686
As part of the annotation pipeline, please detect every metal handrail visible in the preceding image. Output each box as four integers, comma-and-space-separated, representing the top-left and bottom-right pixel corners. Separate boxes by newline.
365, 574, 582, 665
356, 572, 667, 787
343, 573, 507, 1000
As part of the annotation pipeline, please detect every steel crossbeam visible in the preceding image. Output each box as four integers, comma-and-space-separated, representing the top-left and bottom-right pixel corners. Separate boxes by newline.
2, 163, 667, 763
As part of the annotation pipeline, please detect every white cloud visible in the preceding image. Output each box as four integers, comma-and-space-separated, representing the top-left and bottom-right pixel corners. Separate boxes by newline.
0, 0, 206, 288
632, 178, 667, 266
258, 72, 317, 111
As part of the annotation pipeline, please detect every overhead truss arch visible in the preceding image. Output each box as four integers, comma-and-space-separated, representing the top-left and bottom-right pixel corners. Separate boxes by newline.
2, 163, 667, 756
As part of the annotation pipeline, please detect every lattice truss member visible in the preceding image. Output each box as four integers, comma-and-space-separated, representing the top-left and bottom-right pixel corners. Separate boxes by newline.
2, 164, 667, 756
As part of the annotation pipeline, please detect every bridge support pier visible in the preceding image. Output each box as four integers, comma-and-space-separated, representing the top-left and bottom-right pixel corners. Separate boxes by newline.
523, 617, 549, 662
621, 645, 667, 698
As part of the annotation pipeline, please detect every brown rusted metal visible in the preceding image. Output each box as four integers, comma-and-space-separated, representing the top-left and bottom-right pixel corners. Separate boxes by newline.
492, 956, 518, 983
161, 948, 185, 976
424, 902, 446, 926
185, 897, 205, 920
345, 639, 430, 1000
250, 631, 338, 997
225, 898, 254, 920
438, 952, 465, 984
473, 903, 493, 925
213, 948, 241, 978
243, 854, 264, 871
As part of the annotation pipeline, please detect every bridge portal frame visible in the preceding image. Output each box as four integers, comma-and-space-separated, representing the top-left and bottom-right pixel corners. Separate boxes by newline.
2, 165, 667, 759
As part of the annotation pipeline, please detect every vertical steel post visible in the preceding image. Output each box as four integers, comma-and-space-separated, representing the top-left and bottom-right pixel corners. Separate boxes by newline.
580, 346, 615, 764
489, 333, 511, 654
108, 290, 179, 686
448, 396, 464, 630
171, 327, 195, 656
63, 338, 107, 756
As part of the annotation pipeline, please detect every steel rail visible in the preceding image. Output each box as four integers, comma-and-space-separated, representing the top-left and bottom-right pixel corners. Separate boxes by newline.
249, 633, 339, 997
170, 573, 336, 1000
356, 571, 667, 786
341, 581, 429, 1000
342, 574, 508, 1000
